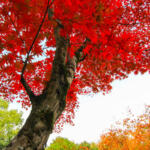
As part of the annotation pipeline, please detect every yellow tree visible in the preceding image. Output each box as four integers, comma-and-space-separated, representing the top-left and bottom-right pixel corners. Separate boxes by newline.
98, 105, 150, 150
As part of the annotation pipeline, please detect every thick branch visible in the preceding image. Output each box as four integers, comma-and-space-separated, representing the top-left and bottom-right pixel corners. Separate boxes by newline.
45, 13, 90, 105
49, 21, 68, 81
20, 75, 35, 100
65, 38, 91, 86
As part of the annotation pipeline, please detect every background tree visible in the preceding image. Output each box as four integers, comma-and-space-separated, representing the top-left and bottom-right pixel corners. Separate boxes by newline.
45, 137, 98, 150
45, 137, 77, 150
98, 105, 150, 150
78, 141, 98, 150
0, 99, 23, 149
0, 0, 149, 149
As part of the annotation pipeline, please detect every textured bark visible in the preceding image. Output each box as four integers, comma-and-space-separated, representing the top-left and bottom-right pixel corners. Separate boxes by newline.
5, 81, 67, 150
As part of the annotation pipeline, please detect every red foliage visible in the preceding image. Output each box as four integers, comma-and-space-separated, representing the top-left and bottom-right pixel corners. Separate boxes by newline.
0, 0, 149, 130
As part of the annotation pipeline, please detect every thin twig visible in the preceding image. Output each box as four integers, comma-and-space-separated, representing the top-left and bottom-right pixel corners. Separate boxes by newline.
8, 16, 26, 48
21, 0, 55, 76
74, 37, 91, 62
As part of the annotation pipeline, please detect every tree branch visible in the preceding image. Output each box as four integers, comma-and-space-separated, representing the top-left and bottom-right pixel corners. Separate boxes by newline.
64, 38, 91, 86
8, 15, 26, 49
20, 0, 55, 99
20, 76, 35, 100
21, 0, 54, 76
74, 37, 91, 63
144, 48, 150, 52
49, 24, 68, 81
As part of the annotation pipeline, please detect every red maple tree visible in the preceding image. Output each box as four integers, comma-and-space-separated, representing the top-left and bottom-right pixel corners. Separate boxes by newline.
0, 0, 149, 149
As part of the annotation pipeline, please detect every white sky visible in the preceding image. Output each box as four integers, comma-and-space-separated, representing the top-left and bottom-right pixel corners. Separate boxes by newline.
9, 73, 150, 145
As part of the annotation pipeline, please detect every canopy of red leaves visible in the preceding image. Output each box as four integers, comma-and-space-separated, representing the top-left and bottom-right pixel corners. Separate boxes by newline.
0, 0, 149, 130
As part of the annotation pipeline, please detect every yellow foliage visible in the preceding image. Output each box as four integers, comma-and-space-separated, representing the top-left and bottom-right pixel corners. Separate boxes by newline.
98, 105, 150, 150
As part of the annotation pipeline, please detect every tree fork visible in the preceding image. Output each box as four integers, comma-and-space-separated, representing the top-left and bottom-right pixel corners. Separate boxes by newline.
4, 85, 66, 150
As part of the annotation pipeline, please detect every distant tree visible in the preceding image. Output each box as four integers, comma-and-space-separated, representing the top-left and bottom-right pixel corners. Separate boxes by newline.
98, 105, 150, 150
78, 141, 91, 149
78, 141, 98, 150
45, 137, 77, 150
0, 99, 23, 149
46, 137, 98, 150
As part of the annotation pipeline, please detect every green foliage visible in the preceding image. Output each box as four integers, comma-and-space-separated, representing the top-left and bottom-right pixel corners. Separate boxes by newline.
78, 141, 98, 150
46, 137, 77, 150
0, 99, 23, 149
46, 137, 98, 150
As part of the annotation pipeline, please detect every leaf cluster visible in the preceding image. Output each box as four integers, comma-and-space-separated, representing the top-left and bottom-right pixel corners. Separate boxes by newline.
0, 99, 23, 149
46, 137, 98, 150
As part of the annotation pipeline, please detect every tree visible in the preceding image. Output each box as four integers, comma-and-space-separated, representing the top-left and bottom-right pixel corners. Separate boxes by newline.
0, 99, 22, 149
98, 105, 150, 150
78, 141, 98, 150
0, 0, 149, 149
45, 137, 77, 150
45, 137, 98, 150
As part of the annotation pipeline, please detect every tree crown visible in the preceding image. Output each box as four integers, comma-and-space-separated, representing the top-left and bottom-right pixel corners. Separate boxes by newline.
0, 0, 149, 130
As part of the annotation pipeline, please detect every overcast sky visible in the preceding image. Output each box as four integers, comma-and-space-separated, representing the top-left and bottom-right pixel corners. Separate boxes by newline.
9, 72, 150, 145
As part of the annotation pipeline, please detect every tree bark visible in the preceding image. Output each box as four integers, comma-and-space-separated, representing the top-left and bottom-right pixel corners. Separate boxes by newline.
4, 81, 68, 150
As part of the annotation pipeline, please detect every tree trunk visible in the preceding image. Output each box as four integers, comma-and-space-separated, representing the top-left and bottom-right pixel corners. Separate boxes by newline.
5, 80, 68, 150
